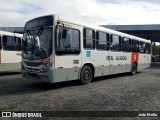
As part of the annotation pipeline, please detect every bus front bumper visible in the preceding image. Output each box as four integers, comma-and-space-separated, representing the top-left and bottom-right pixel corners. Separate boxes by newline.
21, 69, 54, 83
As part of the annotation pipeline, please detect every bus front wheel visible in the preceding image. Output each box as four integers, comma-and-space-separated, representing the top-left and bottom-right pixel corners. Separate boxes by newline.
80, 65, 93, 85
131, 63, 137, 75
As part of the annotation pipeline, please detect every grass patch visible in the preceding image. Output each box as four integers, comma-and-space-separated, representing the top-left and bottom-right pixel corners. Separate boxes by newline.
0, 106, 7, 111
8, 102, 18, 109
0, 102, 18, 112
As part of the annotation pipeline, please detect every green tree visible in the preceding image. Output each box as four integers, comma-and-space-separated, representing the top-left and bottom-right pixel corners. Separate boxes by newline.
152, 45, 160, 54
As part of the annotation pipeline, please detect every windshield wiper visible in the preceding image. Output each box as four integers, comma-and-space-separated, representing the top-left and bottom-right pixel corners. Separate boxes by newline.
26, 30, 32, 39
36, 27, 44, 37
34, 27, 44, 51
23, 30, 33, 54
31, 27, 44, 51
25, 28, 44, 55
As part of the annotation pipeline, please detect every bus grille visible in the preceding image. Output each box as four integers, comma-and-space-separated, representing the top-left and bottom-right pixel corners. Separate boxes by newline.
24, 61, 41, 67
26, 67, 39, 72
27, 73, 38, 78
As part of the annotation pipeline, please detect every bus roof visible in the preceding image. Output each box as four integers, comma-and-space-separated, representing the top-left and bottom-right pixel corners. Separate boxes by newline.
25, 14, 151, 43
57, 14, 151, 43
0, 31, 23, 38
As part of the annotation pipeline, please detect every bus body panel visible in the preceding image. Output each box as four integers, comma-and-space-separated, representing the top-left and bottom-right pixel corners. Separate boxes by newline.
0, 63, 21, 72
138, 53, 151, 70
93, 51, 110, 77
1, 50, 21, 63
54, 22, 82, 82
109, 52, 130, 74
1, 49, 21, 72
138, 53, 146, 70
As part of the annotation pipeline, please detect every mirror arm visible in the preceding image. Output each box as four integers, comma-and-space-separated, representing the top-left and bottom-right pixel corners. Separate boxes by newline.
57, 20, 65, 30
56, 26, 60, 47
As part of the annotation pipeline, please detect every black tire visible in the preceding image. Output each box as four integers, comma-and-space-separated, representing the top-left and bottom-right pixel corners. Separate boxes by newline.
131, 63, 137, 75
80, 65, 93, 85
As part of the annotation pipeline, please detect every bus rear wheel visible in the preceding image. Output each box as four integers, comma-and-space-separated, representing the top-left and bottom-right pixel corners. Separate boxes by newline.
80, 65, 93, 85
131, 63, 137, 75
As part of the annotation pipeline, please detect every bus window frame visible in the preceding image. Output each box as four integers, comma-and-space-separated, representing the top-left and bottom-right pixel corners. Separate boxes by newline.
83, 28, 95, 50
2, 35, 22, 51
55, 25, 81, 55
110, 34, 121, 52
139, 41, 146, 54
132, 39, 139, 53
96, 31, 109, 51
121, 37, 131, 53
14, 36, 22, 51
145, 42, 151, 54
2, 35, 14, 51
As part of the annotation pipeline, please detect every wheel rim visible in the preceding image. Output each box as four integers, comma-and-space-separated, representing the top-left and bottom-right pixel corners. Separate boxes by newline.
83, 69, 91, 81
133, 65, 136, 74
133, 67, 135, 74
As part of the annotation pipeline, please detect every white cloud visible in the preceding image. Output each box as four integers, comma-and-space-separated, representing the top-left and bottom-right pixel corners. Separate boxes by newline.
155, 42, 160, 46
0, 0, 160, 27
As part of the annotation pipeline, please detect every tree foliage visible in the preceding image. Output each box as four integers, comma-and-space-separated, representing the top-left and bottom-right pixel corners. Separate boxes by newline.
152, 45, 160, 54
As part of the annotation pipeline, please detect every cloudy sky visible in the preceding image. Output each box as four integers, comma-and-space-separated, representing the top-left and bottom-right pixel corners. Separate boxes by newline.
0, 0, 160, 27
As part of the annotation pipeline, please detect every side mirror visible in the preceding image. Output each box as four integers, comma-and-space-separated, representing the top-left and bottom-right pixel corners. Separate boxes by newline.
62, 29, 67, 39
57, 21, 66, 39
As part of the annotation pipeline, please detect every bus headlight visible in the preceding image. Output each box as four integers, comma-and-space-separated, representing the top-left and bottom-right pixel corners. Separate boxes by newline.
40, 65, 48, 72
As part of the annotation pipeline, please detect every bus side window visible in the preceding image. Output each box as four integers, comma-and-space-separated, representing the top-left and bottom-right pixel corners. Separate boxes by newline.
2, 36, 14, 51
146, 43, 151, 54
83, 28, 95, 49
96, 31, 109, 51
56, 26, 80, 55
2, 36, 7, 50
139, 41, 146, 53
122, 37, 131, 52
110, 34, 121, 51
15, 37, 22, 51
132, 40, 139, 52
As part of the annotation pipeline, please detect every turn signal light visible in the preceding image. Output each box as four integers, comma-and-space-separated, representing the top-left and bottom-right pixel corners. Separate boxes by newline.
41, 75, 48, 79
41, 58, 50, 65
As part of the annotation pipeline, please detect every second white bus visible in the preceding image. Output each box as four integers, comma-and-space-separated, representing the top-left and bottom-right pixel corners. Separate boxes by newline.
21, 15, 151, 84
0, 31, 23, 72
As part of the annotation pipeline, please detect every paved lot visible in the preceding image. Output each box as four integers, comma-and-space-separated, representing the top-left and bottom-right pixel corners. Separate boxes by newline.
0, 63, 160, 119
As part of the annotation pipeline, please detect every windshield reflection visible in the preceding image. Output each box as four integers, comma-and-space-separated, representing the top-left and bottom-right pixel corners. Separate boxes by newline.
22, 27, 53, 59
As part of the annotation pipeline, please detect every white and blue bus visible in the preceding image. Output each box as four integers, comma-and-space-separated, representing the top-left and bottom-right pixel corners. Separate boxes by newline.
0, 31, 22, 72
21, 14, 151, 84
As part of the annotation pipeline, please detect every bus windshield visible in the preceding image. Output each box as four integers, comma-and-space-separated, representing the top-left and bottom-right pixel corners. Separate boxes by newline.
22, 27, 53, 60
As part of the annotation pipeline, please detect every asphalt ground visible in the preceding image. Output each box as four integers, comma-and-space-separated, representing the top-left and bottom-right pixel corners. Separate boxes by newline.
0, 63, 160, 120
